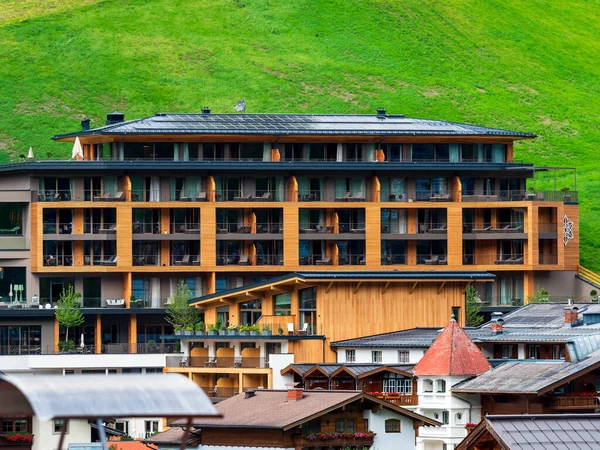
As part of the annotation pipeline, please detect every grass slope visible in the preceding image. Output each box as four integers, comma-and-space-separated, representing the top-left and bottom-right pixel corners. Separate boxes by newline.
0, 0, 598, 269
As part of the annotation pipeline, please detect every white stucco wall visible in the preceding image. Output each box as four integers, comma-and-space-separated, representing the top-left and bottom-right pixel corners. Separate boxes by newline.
336, 347, 426, 364
364, 408, 417, 450
269, 353, 295, 389
32, 418, 90, 450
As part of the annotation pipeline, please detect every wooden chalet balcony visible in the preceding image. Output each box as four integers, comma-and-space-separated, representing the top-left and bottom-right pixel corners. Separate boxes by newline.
375, 393, 418, 406
293, 435, 374, 448
550, 395, 599, 410
0, 435, 33, 449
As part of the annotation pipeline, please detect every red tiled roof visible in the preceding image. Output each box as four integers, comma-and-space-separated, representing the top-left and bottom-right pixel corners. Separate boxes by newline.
413, 319, 491, 376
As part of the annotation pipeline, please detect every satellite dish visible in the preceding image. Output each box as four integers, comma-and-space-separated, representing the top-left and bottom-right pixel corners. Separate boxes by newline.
234, 97, 246, 113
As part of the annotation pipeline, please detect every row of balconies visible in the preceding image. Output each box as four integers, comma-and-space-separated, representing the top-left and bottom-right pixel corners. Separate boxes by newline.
33, 188, 578, 204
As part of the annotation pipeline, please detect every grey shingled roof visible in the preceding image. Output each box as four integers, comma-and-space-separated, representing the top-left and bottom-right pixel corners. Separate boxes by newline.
53, 113, 535, 139
452, 351, 600, 394
485, 414, 600, 450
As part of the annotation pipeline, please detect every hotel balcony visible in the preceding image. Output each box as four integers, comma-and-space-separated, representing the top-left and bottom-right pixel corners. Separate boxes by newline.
550, 395, 598, 410
293, 435, 374, 448
216, 223, 283, 238
462, 221, 526, 237
166, 355, 268, 369
0, 343, 178, 356
373, 393, 418, 406
462, 253, 525, 265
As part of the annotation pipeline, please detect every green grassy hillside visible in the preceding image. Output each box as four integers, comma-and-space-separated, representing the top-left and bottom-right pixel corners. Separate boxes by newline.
0, 0, 599, 268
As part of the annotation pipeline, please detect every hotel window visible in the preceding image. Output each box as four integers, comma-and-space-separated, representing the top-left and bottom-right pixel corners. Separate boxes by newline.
114, 421, 129, 434
398, 350, 410, 363
0, 325, 41, 355
299, 287, 317, 335
239, 299, 262, 325
385, 419, 401, 433
553, 345, 565, 360
442, 411, 450, 425
383, 373, 412, 395
274, 293, 291, 316
528, 345, 541, 359
145, 420, 159, 437
372, 350, 382, 363
346, 350, 356, 363
436, 379, 446, 393
335, 419, 345, 432
53, 419, 68, 434
501, 345, 513, 359
0, 203, 23, 235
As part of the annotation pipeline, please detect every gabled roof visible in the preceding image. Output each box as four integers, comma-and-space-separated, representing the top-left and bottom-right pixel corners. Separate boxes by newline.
52, 112, 536, 140
456, 414, 600, 450
413, 319, 491, 377
171, 389, 439, 429
280, 363, 414, 378
452, 351, 600, 395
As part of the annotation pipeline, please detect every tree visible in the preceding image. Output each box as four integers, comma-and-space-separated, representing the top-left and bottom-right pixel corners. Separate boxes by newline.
466, 284, 484, 327
165, 282, 201, 330
54, 285, 84, 351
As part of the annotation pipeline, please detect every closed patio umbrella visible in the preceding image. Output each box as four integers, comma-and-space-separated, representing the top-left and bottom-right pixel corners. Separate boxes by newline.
27, 147, 34, 159
72, 137, 84, 160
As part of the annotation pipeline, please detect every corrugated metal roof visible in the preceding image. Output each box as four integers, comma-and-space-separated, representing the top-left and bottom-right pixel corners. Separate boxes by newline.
52, 113, 536, 139
413, 320, 491, 376
0, 374, 218, 421
452, 352, 600, 394
485, 414, 600, 450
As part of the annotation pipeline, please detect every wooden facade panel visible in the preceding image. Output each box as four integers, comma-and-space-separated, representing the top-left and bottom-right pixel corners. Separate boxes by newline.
365, 205, 380, 266
289, 339, 326, 364
447, 205, 463, 266
116, 206, 132, 267
201, 429, 285, 447
201, 206, 216, 267
284, 205, 299, 266
563, 204, 579, 270
30, 202, 40, 272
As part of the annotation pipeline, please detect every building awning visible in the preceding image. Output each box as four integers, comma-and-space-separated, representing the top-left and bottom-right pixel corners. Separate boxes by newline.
0, 373, 219, 421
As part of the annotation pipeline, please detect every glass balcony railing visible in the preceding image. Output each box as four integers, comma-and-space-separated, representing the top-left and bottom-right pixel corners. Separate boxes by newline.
462, 222, 524, 233
133, 254, 160, 266
462, 254, 524, 265
43, 254, 73, 266
416, 254, 448, 265
170, 222, 201, 234
255, 254, 284, 266
381, 254, 407, 265
170, 255, 200, 266
217, 254, 251, 266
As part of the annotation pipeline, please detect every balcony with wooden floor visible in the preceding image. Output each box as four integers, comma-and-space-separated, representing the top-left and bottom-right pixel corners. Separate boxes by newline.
550, 395, 599, 410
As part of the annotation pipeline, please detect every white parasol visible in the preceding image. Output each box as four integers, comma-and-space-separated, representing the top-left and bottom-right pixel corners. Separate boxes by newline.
71, 137, 84, 160
27, 147, 34, 159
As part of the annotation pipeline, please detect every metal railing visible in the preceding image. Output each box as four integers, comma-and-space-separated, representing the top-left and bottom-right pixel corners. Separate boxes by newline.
170, 222, 201, 234
216, 190, 282, 202
381, 254, 407, 265
0, 343, 178, 356
166, 355, 268, 369
43, 223, 73, 234
42, 254, 73, 266
462, 254, 524, 265
463, 222, 525, 233
217, 223, 283, 234
34, 190, 73, 202
338, 254, 366, 265
217, 254, 251, 266
133, 254, 160, 266
256, 223, 283, 234
416, 254, 448, 265
170, 255, 200, 266
418, 223, 448, 233
255, 254, 284, 265
84, 222, 117, 234
462, 190, 578, 203
84, 254, 118, 266
132, 222, 160, 234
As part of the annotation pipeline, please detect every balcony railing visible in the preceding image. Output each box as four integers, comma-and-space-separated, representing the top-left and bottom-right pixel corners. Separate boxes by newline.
256, 254, 284, 265
551, 395, 598, 410
201, 386, 238, 398
381, 254, 407, 265
462, 190, 578, 203
84, 222, 117, 234
43, 223, 73, 234
0, 343, 178, 355
463, 254, 524, 265
217, 190, 283, 202
133, 254, 160, 266
35, 190, 73, 202
171, 255, 200, 266
416, 254, 448, 265
256, 223, 283, 234
217, 254, 251, 266
338, 254, 366, 265
374, 393, 418, 406
418, 222, 448, 233
170, 222, 201, 234
217, 224, 283, 234
43, 254, 73, 266
167, 355, 268, 369
463, 222, 525, 233
132, 222, 160, 234
293, 435, 374, 448
84, 254, 118, 266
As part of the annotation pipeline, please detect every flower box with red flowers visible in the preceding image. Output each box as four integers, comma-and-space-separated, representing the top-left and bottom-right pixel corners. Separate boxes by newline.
295, 432, 376, 447
0, 433, 34, 447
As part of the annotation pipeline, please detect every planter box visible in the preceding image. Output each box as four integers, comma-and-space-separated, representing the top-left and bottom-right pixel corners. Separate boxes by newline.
217, 330, 227, 336
240, 331, 250, 336
250, 331, 259, 336
175, 331, 183, 336
227, 330, 237, 336
207, 331, 217, 336
262, 331, 272, 336
195, 331, 205, 336
294, 436, 374, 448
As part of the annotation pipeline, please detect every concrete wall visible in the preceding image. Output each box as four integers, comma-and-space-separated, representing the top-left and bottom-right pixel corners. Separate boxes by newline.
535, 270, 595, 299
269, 353, 295, 389
32, 418, 90, 450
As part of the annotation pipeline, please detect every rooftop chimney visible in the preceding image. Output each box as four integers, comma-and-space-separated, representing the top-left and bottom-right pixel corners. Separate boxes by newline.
244, 389, 256, 399
202, 106, 211, 114
106, 111, 125, 125
564, 306, 579, 328
376, 108, 386, 117
491, 312, 504, 335
81, 118, 91, 131
287, 388, 304, 401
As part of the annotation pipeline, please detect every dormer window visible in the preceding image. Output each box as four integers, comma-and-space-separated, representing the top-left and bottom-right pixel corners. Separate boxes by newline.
436, 379, 446, 393
423, 379, 433, 393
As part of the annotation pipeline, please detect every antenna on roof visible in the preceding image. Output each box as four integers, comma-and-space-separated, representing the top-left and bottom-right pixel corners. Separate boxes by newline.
234, 97, 246, 113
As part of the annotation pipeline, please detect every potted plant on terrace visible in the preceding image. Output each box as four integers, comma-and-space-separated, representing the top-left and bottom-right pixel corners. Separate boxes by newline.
195, 322, 205, 336
207, 324, 218, 336
174, 326, 184, 336
562, 186, 572, 203
227, 324, 238, 336
465, 422, 478, 433
2, 432, 34, 444
278, 327, 284, 336
249, 325, 260, 336
184, 326, 194, 335
262, 324, 272, 336
239, 324, 250, 336
215, 318, 225, 335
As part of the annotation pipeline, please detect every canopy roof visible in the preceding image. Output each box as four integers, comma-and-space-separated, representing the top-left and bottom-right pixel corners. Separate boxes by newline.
0, 374, 219, 421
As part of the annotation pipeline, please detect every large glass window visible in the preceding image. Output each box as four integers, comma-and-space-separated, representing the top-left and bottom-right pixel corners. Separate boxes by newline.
383, 373, 412, 394
299, 287, 317, 334
0, 203, 23, 235
0, 267, 26, 303
239, 299, 262, 325
0, 325, 41, 355
274, 293, 291, 316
